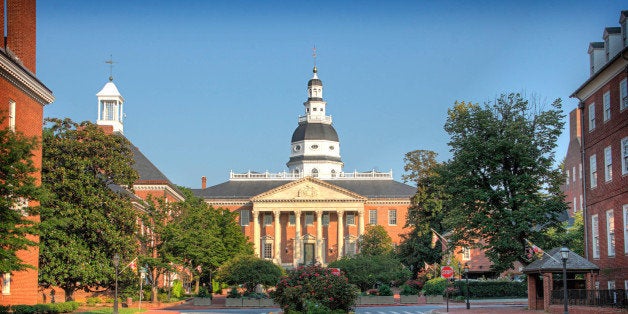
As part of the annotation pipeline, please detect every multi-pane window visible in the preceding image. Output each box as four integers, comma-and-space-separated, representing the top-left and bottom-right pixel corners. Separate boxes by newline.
305, 212, 314, 225
589, 103, 596, 131
604, 146, 612, 182
580, 195, 583, 212
346, 213, 355, 225
624, 205, 628, 254
579, 163, 582, 179
263, 243, 273, 259
369, 209, 377, 225
322, 213, 330, 226
572, 166, 576, 182
592, 214, 600, 258
8, 100, 15, 132
566, 170, 570, 188
620, 78, 627, 111
607, 210, 615, 257
240, 210, 250, 226
590, 154, 597, 188
264, 213, 272, 225
622, 137, 628, 175
346, 240, 356, 257
388, 209, 397, 225
101, 100, 116, 121
2, 273, 9, 295
603, 91, 611, 122
608, 281, 616, 290
461, 247, 471, 260
289, 213, 295, 225
573, 197, 577, 213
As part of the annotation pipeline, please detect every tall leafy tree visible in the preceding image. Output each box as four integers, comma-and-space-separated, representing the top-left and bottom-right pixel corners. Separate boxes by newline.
39, 118, 139, 301
358, 225, 393, 256
438, 94, 567, 272
397, 150, 444, 278
0, 121, 41, 273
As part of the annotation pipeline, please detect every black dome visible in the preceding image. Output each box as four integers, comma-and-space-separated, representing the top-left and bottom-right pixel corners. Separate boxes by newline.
308, 78, 322, 86
291, 122, 339, 142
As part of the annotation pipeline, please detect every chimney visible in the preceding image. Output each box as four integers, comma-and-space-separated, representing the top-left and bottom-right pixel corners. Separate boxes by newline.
569, 109, 581, 141
5, 0, 37, 73
201, 176, 207, 189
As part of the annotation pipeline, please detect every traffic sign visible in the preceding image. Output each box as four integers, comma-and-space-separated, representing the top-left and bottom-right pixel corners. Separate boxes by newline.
441, 266, 454, 279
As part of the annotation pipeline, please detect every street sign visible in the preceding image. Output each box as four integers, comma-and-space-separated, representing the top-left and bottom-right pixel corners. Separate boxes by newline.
441, 266, 454, 279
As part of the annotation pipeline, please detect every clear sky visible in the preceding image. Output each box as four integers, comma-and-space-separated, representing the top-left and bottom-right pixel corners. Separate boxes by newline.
37, 1, 626, 188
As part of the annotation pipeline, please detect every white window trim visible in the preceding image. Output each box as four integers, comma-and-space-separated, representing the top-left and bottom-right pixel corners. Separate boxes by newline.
346, 213, 355, 226
263, 213, 272, 226
606, 209, 615, 257
620, 78, 627, 111
604, 146, 612, 182
369, 209, 377, 225
589, 103, 596, 131
305, 212, 314, 225
592, 214, 600, 259
603, 91, 611, 122
622, 137, 628, 176
624, 205, 628, 254
388, 209, 397, 226
8, 100, 16, 132
590, 154, 597, 188
1, 273, 9, 295
288, 213, 295, 225
240, 210, 249, 226
322, 213, 330, 226
461, 247, 471, 261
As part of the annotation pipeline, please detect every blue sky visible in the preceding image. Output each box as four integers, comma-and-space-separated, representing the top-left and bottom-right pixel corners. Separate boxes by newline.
37, 1, 626, 188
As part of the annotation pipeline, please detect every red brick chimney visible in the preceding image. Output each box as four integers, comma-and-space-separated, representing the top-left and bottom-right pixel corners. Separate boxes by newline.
4, 0, 37, 73
201, 176, 207, 189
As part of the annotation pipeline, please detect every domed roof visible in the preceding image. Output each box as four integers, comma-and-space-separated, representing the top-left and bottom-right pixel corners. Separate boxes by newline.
291, 122, 338, 142
308, 78, 322, 86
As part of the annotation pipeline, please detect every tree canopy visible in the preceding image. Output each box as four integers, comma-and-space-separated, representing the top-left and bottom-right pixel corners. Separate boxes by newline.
0, 122, 41, 273
358, 225, 393, 256
438, 94, 567, 272
39, 118, 139, 300
215, 255, 283, 293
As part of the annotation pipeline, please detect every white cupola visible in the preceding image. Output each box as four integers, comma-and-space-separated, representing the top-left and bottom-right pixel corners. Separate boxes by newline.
287, 66, 343, 178
96, 77, 125, 134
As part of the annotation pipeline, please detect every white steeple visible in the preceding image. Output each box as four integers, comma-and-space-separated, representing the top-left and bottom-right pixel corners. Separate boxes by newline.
96, 77, 125, 134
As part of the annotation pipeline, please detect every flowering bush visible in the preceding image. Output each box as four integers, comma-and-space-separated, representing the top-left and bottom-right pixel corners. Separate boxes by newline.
272, 265, 358, 312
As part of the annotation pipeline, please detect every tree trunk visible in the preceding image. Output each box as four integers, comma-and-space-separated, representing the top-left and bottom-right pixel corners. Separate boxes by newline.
194, 277, 199, 294
62, 286, 74, 302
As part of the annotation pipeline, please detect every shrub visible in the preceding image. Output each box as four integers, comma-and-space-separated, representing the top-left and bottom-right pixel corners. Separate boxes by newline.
86, 297, 102, 306
399, 283, 418, 296
273, 265, 358, 312
157, 292, 169, 302
452, 280, 527, 298
227, 287, 241, 298
423, 277, 447, 296
197, 286, 212, 298
11, 305, 35, 314
171, 279, 184, 298
0, 305, 10, 314
216, 255, 284, 293
328, 255, 411, 291
377, 284, 393, 296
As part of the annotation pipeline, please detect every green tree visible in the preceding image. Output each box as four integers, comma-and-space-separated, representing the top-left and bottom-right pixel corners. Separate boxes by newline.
215, 255, 283, 294
358, 225, 393, 256
438, 94, 567, 272
397, 150, 445, 278
39, 118, 139, 301
329, 254, 410, 291
541, 214, 585, 256
0, 121, 41, 273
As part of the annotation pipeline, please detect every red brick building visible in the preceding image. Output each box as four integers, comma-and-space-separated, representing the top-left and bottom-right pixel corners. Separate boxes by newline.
561, 109, 585, 220
571, 10, 628, 291
0, 0, 55, 305
194, 67, 415, 267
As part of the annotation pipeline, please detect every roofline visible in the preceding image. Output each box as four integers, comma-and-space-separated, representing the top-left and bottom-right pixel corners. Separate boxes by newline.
571, 46, 628, 98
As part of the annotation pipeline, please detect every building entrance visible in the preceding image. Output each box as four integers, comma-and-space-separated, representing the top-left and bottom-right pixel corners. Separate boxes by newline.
303, 243, 315, 265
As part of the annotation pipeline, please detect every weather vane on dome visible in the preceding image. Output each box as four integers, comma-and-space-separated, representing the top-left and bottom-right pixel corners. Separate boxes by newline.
312, 45, 317, 67
105, 55, 116, 81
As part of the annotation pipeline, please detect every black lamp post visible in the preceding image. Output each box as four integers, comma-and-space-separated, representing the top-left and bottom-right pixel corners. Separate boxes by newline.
464, 262, 470, 309
560, 247, 569, 314
113, 254, 119, 314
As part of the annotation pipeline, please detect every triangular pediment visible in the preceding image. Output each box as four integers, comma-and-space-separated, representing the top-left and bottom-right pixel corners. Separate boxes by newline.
251, 177, 366, 202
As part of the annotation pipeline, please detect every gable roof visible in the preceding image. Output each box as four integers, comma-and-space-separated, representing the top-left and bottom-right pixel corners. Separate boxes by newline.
192, 178, 415, 200
250, 177, 367, 202
523, 248, 599, 274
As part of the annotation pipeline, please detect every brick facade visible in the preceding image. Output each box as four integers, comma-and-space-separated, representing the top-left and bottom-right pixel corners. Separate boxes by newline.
0, 0, 54, 306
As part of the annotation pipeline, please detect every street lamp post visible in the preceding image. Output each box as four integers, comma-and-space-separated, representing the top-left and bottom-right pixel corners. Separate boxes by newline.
113, 254, 120, 314
560, 247, 569, 314
464, 263, 470, 309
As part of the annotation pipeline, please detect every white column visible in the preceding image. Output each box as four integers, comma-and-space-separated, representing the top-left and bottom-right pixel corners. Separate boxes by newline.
337, 210, 344, 258
294, 210, 302, 267
316, 210, 323, 264
274, 210, 281, 264
252, 210, 260, 258
358, 210, 365, 237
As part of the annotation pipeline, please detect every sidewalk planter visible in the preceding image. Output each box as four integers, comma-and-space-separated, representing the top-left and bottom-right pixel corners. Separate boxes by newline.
225, 298, 242, 307
425, 295, 444, 304
192, 297, 212, 306
358, 295, 395, 305
399, 295, 418, 304
241, 298, 260, 307
258, 298, 276, 307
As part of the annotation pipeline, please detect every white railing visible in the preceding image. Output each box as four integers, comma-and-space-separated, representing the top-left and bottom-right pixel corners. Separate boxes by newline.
229, 169, 393, 181
298, 115, 332, 124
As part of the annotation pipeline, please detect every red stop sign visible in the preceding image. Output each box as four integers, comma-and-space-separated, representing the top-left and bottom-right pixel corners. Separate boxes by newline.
441, 266, 454, 279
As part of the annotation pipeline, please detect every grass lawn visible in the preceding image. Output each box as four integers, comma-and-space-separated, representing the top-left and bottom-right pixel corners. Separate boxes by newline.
75, 308, 146, 314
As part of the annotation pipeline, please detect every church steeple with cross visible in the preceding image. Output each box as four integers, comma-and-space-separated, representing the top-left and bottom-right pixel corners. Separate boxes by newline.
96, 56, 125, 133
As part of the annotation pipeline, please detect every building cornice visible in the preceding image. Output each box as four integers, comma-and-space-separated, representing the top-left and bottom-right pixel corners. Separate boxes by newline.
0, 49, 54, 105
133, 184, 185, 202
571, 47, 628, 100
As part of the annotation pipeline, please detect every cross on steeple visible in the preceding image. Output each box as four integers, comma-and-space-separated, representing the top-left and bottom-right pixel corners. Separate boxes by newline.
105, 55, 116, 81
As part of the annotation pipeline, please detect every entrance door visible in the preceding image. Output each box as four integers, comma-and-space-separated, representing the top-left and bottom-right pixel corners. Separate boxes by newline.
303, 243, 315, 265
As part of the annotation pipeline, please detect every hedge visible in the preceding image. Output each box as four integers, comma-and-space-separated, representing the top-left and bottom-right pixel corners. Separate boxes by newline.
451, 280, 527, 298
6, 301, 80, 314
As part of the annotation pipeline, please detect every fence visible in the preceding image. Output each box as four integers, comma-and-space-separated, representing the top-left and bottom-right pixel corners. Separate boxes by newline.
551, 289, 627, 309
